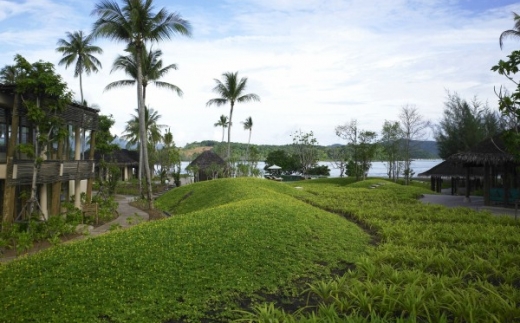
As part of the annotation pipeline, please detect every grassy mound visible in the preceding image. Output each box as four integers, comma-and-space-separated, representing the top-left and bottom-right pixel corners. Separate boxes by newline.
0, 178, 369, 322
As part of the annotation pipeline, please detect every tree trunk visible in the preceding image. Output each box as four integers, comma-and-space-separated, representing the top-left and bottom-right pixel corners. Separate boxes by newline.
79, 72, 84, 104
221, 126, 225, 142
136, 45, 154, 209
2, 93, 20, 224
50, 138, 64, 216
227, 102, 234, 160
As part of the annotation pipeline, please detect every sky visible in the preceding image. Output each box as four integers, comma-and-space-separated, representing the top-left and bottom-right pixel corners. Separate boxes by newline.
1, 0, 520, 147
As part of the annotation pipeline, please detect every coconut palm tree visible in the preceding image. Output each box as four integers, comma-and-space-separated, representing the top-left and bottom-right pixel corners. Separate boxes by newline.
206, 72, 260, 160
104, 45, 183, 102
214, 115, 229, 142
92, 0, 191, 209
500, 12, 520, 49
0, 65, 19, 84
242, 116, 253, 161
56, 30, 103, 103
121, 106, 165, 150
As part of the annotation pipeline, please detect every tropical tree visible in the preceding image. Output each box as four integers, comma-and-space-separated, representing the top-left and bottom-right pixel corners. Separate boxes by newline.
435, 92, 503, 159
214, 115, 229, 142
121, 106, 165, 151
104, 45, 183, 101
56, 30, 103, 103
10, 55, 72, 219
242, 116, 253, 161
206, 71, 260, 160
399, 105, 430, 185
0, 65, 19, 84
500, 12, 520, 49
92, 0, 191, 209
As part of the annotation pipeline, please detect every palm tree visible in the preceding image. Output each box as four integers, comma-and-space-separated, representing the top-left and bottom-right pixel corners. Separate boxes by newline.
92, 0, 191, 209
242, 116, 253, 161
104, 45, 183, 102
121, 106, 165, 149
500, 12, 520, 49
214, 115, 229, 142
0, 65, 19, 84
56, 30, 103, 103
206, 72, 260, 160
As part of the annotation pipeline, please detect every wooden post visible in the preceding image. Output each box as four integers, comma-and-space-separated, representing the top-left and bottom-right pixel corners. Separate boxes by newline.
86, 130, 95, 203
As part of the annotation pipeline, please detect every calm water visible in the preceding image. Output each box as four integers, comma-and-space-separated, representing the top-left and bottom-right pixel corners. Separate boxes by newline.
179, 159, 443, 178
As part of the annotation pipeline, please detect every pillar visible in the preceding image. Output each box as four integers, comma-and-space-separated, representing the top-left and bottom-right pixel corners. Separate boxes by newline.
74, 126, 81, 208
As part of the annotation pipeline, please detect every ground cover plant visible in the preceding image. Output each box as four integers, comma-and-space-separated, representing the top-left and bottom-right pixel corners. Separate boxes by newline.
247, 178, 520, 322
0, 178, 369, 322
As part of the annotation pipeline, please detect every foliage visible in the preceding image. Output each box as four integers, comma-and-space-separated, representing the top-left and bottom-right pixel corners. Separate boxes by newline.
336, 120, 378, 180
435, 92, 504, 159
291, 130, 319, 175
380, 120, 403, 181
306, 165, 330, 176
206, 71, 260, 159
264, 150, 301, 175
56, 30, 103, 103
0, 178, 368, 322
491, 49, 520, 160
399, 105, 430, 185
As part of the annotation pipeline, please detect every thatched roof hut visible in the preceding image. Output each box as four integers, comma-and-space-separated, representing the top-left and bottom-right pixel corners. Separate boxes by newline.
418, 160, 483, 178
187, 150, 226, 182
445, 132, 519, 205
447, 133, 514, 166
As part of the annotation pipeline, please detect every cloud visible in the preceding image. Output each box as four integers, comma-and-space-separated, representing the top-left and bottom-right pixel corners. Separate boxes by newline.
0, 0, 518, 147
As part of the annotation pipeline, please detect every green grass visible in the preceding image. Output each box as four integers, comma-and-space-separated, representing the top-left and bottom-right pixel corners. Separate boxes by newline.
0, 178, 369, 323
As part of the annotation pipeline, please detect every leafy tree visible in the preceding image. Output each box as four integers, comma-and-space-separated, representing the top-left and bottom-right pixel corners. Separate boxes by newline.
327, 145, 347, 177
399, 105, 430, 185
380, 120, 403, 181
157, 128, 181, 185
291, 130, 319, 175
242, 116, 253, 161
214, 115, 229, 143
206, 71, 260, 160
95, 114, 119, 194
56, 30, 103, 103
0, 65, 19, 84
435, 92, 503, 159
11, 55, 73, 218
336, 120, 361, 179
92, 0, 191, 209
307, 165, 330, 176
491, 50, 520, 159
500, 12, 520, 49
264, 150, 300, 175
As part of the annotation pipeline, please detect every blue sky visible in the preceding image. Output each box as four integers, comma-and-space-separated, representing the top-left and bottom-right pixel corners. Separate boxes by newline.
1, 0, 520, 146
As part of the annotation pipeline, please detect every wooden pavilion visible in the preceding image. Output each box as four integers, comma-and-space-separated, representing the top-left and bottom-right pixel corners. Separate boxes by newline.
447, 132, 519, 206
187, 150, 226, 182
418, 160, 483, 195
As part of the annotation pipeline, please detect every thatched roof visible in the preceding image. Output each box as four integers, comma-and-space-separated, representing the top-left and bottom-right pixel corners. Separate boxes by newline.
447, 132, 516, 166
88, 148, 139, 166
418, 160, 483, 178
188, 150, 226, 169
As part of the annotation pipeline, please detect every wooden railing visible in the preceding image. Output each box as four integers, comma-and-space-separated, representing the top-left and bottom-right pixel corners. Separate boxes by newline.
7, 160, 95, 186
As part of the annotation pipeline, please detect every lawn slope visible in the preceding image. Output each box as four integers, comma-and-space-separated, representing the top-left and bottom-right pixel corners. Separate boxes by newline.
0, 178, 369, 323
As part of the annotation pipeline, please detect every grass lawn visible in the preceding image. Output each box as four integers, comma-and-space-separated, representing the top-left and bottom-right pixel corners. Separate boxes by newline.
0, 178, 369, 322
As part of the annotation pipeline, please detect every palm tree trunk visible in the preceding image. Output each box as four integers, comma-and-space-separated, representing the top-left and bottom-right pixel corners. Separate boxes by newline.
246, 129, 252, 162
221, 126, 225, 142
79, 71, 84, 104
136, 45, 154, 209
227, 102, 234, 160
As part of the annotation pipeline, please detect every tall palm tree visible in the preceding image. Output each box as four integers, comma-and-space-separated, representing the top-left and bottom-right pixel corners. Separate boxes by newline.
206, 72, 260, 160
56, 30, 103, 103
500, 12, 520, 49
92, 0, 191, 209
0, 65, 19, 84
104, 45, 183, 101
214, 114, 229, 142
242, 116, 253, 161
121, 106, 165, 149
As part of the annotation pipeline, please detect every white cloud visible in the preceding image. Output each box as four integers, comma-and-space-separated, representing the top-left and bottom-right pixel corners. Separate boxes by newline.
1, 0, 519, 147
